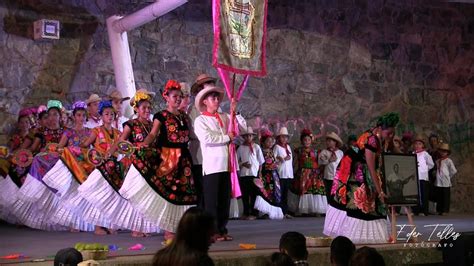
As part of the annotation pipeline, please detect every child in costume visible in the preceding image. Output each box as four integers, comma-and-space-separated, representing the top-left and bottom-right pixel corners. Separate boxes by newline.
273, 127, 294, 218
194, 85, 246, 241
412, 134, 434, 216
292, 129, 327, 215
253, 129, 283, 219
319, 132, 344, 203
108, 90, 130, 132
434, 143, 457, 215
237, 127, 264, 220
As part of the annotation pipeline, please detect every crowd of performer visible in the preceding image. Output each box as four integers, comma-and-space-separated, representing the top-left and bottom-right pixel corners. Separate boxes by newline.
0, 73, 457, 244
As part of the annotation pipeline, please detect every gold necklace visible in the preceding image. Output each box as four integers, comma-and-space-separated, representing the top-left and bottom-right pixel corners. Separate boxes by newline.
103, 126, 114, 140
168, 109, 185, 127
137, 118, 150, 136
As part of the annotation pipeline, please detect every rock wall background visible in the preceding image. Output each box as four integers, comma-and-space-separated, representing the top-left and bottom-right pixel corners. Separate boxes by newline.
0, 0, 473, 212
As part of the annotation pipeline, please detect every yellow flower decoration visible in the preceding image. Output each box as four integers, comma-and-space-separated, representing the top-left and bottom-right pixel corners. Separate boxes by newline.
132, 91, 151, 108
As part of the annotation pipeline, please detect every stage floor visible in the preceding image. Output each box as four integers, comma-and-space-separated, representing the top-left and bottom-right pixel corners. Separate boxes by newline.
1, 214, 473, 264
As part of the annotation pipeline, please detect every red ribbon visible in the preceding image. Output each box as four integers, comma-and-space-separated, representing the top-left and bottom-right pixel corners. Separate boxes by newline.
277, 143, 291, 157
245, 142, 254, 155
202, 111, 224, 128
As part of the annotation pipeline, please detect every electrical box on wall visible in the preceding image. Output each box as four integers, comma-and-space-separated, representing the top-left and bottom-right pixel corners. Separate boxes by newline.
33, 19, 60, 40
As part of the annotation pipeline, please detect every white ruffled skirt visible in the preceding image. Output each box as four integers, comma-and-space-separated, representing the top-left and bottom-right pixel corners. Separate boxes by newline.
78, 169, 156, 233
254, 195, 284, 219
323, 205, 348, 237
0, 176, 20, 224
119, 165, 195, 233
298, 194, 327, 214
43, 160, 107, 231
339, 215, 389, 244
12, 174, 66, 231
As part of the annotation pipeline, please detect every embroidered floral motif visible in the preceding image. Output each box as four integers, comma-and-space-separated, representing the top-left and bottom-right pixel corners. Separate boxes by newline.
130, 111, 197, 205
255, 149, 281, 205
353, 184, 376, 214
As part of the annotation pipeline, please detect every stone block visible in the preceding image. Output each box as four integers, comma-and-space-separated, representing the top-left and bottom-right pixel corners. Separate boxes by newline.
349, 41, 372, 67
354, 81, 373, 101
342, 75, 356, 94
406, 88, 425, 106
164, 60, 187, 72
296, 73, 326, 94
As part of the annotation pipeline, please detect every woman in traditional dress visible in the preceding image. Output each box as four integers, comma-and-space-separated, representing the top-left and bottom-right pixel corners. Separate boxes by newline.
253, 129, 284, 219
12, 100, 66, 231
291, 129, 327, 215
78, 91, 157, 237
120, 80, 197, 241
43, 101, 109, 233
0, 108, 33, 224
324, 112, 399, 244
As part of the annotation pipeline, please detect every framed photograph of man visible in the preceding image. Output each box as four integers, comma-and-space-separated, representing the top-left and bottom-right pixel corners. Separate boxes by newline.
382, 153, 419, 206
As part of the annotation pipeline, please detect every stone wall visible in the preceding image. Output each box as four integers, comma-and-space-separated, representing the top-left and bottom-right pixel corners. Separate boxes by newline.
0, 0, 473, 212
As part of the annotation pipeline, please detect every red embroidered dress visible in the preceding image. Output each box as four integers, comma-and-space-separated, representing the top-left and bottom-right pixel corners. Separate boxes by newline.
145, 110, 196, 205
292, 147, 325, 196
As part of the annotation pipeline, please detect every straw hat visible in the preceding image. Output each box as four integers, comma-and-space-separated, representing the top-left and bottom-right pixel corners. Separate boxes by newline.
438, 143, 450, 152
108, 89, 130, 102
326, 132, 343, 146
276, 127, 289, 137
413, 133, 427, 144
191, 74, 217, 96
130, 88, 155, 107
194, 85, 224, 112
241, 127, 257, 136
86, 94, 102, 105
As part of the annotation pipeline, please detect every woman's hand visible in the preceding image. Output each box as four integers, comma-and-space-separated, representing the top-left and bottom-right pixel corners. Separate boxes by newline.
136, 142, 148, 149
378, 190, 386, 203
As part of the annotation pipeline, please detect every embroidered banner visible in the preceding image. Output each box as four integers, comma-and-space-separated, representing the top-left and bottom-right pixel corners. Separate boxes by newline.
212, 0, 268, 76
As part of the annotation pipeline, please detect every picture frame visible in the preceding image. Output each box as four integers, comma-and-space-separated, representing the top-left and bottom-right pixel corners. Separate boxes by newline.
382, 153, 419, 206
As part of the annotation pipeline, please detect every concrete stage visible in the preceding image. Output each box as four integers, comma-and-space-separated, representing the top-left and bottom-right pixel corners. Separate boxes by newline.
0, 214, 473, 265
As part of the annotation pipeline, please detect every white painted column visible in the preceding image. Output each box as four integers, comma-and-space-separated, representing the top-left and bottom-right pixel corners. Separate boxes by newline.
106, 0, 188, 116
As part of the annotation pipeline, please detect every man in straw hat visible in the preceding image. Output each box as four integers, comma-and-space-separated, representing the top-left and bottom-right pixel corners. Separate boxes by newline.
319, 132, 344, 201
273, 126, 294, 218
412, 133, 434, 216
434, 143, 456, 216
194, 85, 246, 241
188, 74, 218, 209
107, 89, 131, 132
236, 126, 264, 220
85, 94, 102, 129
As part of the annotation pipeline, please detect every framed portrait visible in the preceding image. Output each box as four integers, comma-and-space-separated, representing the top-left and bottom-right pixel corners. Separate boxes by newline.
382, 153, 419, 206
